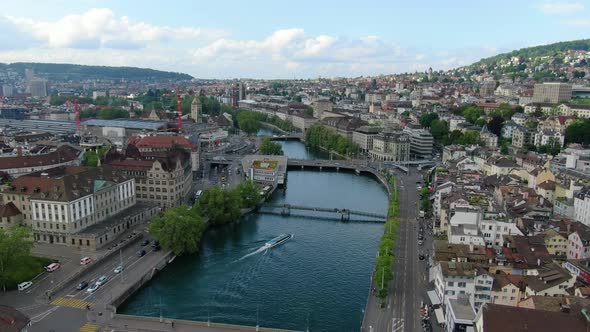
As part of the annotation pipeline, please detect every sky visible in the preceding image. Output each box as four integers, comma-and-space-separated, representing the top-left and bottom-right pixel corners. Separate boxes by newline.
0, 0, 589, 79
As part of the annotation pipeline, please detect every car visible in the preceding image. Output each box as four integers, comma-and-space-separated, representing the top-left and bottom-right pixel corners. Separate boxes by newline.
418, 240, 424, 246
45, 263, 61, 272
417, 185, 422, 190
114, 265, 123, 274
77, 281, 89, 290
141, 239, 150, 246
96, 276, 108, 286
419, 254, 425, 260
18, 281, 33, 291
137, 250, 146, 257
127, 234, 133, 239
86, 283, 100, 293
80, 257, 93, 265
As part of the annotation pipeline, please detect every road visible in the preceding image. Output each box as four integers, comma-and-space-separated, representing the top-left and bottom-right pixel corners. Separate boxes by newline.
362, 168, 423, 332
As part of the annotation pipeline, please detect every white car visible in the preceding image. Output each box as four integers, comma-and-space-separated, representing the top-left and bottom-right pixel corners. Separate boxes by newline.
114, 265, 123, 274
86, 283, 100, 293
18, 281, 33, 291
96, 276, 108, 286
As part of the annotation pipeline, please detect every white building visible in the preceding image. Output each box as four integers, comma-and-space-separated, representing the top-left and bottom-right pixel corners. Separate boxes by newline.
574, 188, 590, 227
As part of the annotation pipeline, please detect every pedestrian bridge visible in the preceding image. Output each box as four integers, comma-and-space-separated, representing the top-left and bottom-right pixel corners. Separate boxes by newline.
259, 203, 387, 222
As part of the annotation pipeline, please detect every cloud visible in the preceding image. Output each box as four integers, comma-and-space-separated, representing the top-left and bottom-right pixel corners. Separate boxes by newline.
2, 8, 228, 49
537, 2, 584, 14
562, 19, 590, 25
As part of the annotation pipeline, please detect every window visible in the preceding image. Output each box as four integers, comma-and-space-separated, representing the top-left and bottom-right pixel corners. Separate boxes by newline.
447, 281, 454, 287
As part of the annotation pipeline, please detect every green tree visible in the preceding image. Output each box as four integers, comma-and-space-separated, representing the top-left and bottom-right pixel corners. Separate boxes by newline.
0, 227, 34, 291
430, 120, 449, 140
236, 181, 262, 208
259, 137, 283, 155
420, 112, 439, 128
462, 105, 484, 123
196, 187, 242, 226
565, 119, 590, 145
148, 206, 206, 256
237, 112, 262, 135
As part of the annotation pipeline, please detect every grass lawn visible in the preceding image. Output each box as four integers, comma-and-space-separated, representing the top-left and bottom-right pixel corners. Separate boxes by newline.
5, 256, 54, 290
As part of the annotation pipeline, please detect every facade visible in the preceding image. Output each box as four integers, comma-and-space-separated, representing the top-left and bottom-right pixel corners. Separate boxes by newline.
574, 188, 590, 226
29, 79, 48, 98
532, 83, 572, 103
480, 126, 498, 148
403, 123, 434, 159
369, 132, 410, 161
127, 135, 200, 172
534, 129, 564, 147
512, 127, 534, 148
312, 99, 333, 119
568, 227, 590, 260
191, 97, 202, 123
106, 150, 193, 209
352, 126, 381, 152
1, 166, 158, 250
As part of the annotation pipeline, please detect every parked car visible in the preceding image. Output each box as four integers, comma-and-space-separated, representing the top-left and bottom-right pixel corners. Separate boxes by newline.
80, 257, 92, 265
18, 281, 33, 291
419, 254, 425, 260
86, 283, 100, 293
137, 250, 146, 257
418, 240, 424, 246
96, 276, 108, 286
141, 239, 150, 246
77, 281, 89, 290
45, 263, 61, 272
114, 265, 123, 274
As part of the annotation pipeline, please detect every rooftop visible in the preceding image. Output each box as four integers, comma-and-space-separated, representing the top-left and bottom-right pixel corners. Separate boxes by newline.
82, 119, 167, 130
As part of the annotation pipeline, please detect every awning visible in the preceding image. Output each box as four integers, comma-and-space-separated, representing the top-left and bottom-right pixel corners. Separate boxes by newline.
434, 308, 445, 324
427, 290, 442, 306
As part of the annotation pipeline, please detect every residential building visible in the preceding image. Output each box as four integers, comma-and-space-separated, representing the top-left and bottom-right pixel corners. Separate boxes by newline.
313, 99, 332, 119
568, 222, 590, 259
368, 132, 410, 161
512, 127, 534, 149
0, 144, 83, 177
490, 273, 522, 307
541, 229, 568, 256
480, 126, 498, 148
191, 97, 202, 123
127, 135, 199, 172
0, 202, 23, 230
445, 295, 476, 332
29, 78, 48, 98
532, 83, 572, 103
574, 188, 590, 226
522, 264, 575, 297
534, 129, 564, 147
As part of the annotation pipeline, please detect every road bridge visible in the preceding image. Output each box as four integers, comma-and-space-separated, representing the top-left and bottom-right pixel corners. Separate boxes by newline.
259, 203, 387, 222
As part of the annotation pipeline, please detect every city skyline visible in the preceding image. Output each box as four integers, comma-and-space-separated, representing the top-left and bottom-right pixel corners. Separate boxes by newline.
0, 0, 589, 78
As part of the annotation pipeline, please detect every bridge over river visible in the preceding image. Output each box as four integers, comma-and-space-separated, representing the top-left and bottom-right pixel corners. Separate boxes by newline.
259, 203, 387, 222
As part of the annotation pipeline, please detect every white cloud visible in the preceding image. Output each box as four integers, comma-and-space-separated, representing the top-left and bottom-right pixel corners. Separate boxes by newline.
562, 19, 590, 25
537, 2, 584, 14
2, 8, 227, 49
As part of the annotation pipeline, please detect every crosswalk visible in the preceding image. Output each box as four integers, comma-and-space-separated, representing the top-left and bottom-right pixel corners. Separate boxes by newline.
391, 318, 404, 332
79, 323, 100, 332
51, 297, 93, 310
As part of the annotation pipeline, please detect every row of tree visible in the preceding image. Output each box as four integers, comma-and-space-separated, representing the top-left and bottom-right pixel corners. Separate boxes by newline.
304, 124, 360, 156
236, 111, 297, 135
149, 181, 263, 256
373, 175, 400, 301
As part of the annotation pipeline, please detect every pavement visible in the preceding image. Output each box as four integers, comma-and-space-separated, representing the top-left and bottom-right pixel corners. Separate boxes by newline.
362, 168, 423, 332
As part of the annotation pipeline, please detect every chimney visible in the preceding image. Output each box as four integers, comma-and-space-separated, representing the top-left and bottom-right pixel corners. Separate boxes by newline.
537, 258, 541, 266
17, 146, 22, 157
469, 243, 474, 253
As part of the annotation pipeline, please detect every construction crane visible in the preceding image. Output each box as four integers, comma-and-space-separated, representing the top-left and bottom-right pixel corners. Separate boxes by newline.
176, 86, 183, 133
75, 99, 80, 134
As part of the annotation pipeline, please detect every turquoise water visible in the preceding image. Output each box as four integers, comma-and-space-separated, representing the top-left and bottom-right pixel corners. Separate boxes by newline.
120, 133, 387, 331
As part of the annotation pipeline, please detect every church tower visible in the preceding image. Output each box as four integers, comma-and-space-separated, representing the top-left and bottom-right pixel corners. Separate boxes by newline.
191, 97, 202, 123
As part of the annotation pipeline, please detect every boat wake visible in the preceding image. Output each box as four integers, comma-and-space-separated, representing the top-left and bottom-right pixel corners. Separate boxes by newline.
233, 246, 267, 262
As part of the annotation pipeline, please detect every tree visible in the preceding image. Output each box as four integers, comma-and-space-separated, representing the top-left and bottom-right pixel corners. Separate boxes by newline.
0, 227, 34, 291
259, 137, 283, 155
475, 118, 487, 127
487, 116, 505, 136
462, 105, 484, 123
148, 206, 206, 256
236, 181, 262, 208
430, 120, 449, 140
237, 112, 262, 135
196, 187, 242, 226
420, 113, 439, 128
565, 119, 590, 145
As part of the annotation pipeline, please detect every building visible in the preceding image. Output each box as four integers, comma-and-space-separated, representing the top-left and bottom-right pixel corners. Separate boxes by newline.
480, 81, 497, 97
92, 91, 106, 99
522, 264, 575, 297
480, 126, 498, 148
0, 144, 83, 177
29, 79, 48, 98
127, 135, 199, 172
81, 119, 170, 148
511, 127, 534, 149
2, 85, 13, 96
445, 295, 476, 332
191, 97, 202, 123
0, 106, 26, 120
0, 202, 23, 230
532, 83, 572, 103
1, 166, 158, 250
574, 188, 590, 227
534, 129, 564, 147
403, 123, 434, 159
490, 273, 522, 307
313, 99, 333, 119
352, 126, 382, 152
369, 132, 410, 161
106, 149, 193, 209
568, 222, 590, 259
241, 155, 288, 186
474, 303, 588, 332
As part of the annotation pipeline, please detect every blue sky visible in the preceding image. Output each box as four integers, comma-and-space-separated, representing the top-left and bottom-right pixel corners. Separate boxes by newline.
1, 0, 589, 78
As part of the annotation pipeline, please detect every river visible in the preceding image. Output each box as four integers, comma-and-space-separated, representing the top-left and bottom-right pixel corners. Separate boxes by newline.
120, 130, 388, 331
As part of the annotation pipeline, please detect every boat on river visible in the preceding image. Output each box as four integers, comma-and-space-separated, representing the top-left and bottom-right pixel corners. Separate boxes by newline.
264, 233, 293, 248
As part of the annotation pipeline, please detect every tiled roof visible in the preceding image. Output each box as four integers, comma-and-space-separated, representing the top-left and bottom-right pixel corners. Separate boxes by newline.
480, 303, 587, 332
0, 145, 81, 171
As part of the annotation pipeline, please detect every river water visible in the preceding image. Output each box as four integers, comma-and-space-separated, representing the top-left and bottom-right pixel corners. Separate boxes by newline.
120, 130, 388, 331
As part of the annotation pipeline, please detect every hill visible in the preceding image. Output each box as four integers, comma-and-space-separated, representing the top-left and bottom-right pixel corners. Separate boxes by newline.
0, 62, 193, 81
470, 39, 590, 67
